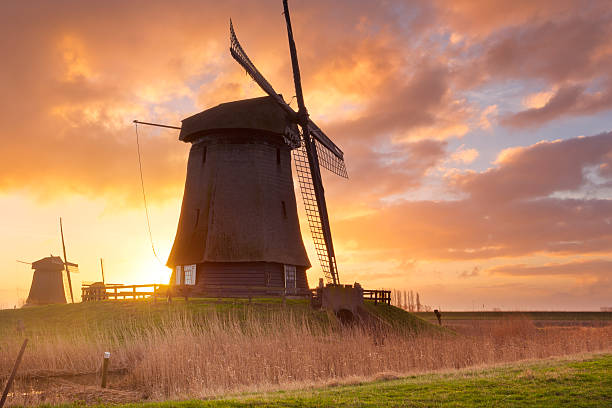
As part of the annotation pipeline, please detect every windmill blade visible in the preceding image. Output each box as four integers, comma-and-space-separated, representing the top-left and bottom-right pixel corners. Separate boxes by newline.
64, 261, 79, 274
308, 120, 348, 178
230, 19, 348, 177
230, 19, 301, 147
230, 20, 294, 116
293, 145, 339, 284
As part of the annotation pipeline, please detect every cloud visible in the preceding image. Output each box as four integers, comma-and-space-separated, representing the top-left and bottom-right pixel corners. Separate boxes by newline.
478, 105, 497, 130
432, 0, 587, 38
325, 61, 471, 145
459, 266, 480, 278
523, 89, 556, 109
0, 0, 473, 204
450, 132, 612, 203
325, 139, 448, 214
451, 146, 479, 164
3, 0, 610, 203
489, 258, 612, 277
334, 131, 612, 261
502, 84, 612, 128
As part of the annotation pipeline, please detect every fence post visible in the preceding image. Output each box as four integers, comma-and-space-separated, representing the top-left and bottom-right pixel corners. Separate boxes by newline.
0, 339, 28, 408
101, 351, 110, 388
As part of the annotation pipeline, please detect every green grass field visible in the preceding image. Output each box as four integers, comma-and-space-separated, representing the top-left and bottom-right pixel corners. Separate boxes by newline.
44, 354, 611, 408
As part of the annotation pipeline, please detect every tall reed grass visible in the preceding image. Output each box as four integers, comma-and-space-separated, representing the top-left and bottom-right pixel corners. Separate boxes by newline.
1, 308, 610, 406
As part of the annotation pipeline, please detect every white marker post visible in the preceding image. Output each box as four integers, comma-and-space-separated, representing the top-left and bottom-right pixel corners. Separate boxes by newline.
101, 351, 110, 388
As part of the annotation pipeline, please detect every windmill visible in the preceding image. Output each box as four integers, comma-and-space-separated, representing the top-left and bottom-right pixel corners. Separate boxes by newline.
137, 0, 350, 298
229, 0, 348, 286
24, 256, 67, 306
20, 218, 79, 306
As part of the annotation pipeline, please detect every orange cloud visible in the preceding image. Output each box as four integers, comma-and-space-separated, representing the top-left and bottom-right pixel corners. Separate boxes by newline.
335, 132, 612, 261
489, 259, 612, 276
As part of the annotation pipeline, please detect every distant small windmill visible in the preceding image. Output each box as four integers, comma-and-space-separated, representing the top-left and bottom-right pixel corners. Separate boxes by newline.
229, 0, 348, 285
24, 256, 66, 306
20, 218, 79, 306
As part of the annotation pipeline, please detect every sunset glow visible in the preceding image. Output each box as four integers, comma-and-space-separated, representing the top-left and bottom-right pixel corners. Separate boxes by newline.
1, 0, 611, 310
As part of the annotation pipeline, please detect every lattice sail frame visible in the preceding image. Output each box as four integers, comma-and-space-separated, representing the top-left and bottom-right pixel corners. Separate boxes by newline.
293, 143, 338, 283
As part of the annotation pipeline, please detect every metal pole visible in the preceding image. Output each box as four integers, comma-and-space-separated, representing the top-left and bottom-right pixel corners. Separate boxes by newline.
132, 120, 181, 130
100, 258, 105, 285
60, 217, 74, 303
0, 339, 28, 408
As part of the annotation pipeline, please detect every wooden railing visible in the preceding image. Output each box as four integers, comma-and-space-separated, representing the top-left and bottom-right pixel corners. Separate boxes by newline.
81, 283, 391, 305
81, 283, 312, 302
81, 283, 168, 302
363, 289, 391, 305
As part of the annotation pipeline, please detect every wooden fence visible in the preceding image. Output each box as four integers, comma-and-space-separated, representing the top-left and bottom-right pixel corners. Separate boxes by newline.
363, 289, 392, 305
81, 283, 168, 302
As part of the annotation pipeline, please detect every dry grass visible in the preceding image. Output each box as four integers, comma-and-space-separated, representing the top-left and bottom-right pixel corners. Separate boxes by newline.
1, 309, 611, 406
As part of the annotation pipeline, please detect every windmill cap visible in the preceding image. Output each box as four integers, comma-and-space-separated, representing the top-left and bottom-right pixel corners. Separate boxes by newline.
179, 96, 293, 143
31, 256, 65, 271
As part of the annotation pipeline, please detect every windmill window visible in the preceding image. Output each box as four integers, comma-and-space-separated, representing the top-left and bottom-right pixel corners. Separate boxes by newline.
281, 201, 287, 219
276, 148, 281, 165
202, 147, 207, 165
195, 209, 200, 226
184, 264, 196, 285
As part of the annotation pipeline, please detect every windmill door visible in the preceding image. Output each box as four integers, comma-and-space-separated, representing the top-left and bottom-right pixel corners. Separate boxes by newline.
284, 265, 296, 294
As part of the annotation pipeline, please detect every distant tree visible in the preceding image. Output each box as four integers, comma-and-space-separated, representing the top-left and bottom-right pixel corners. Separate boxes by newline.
409, 290, 415, 312
416, 292, 421, 312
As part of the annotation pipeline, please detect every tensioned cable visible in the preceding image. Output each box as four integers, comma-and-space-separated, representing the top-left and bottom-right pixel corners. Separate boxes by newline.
135, 122, 165, 266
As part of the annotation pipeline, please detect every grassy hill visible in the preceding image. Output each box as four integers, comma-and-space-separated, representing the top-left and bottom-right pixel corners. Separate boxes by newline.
0, 298, 440, 339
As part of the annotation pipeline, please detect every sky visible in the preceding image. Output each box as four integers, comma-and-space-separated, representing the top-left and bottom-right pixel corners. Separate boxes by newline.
1, 0, 611, 310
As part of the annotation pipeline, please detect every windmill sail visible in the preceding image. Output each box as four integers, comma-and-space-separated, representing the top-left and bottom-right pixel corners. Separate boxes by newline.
229, 20, 293, 115
309, 122, 348, 178
64, 262, 79, 274
230, 20, 348, 178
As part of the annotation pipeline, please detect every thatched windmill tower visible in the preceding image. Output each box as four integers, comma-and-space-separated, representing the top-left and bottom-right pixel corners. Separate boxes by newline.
166, 96, 312, 296
25, 256, 67, 306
